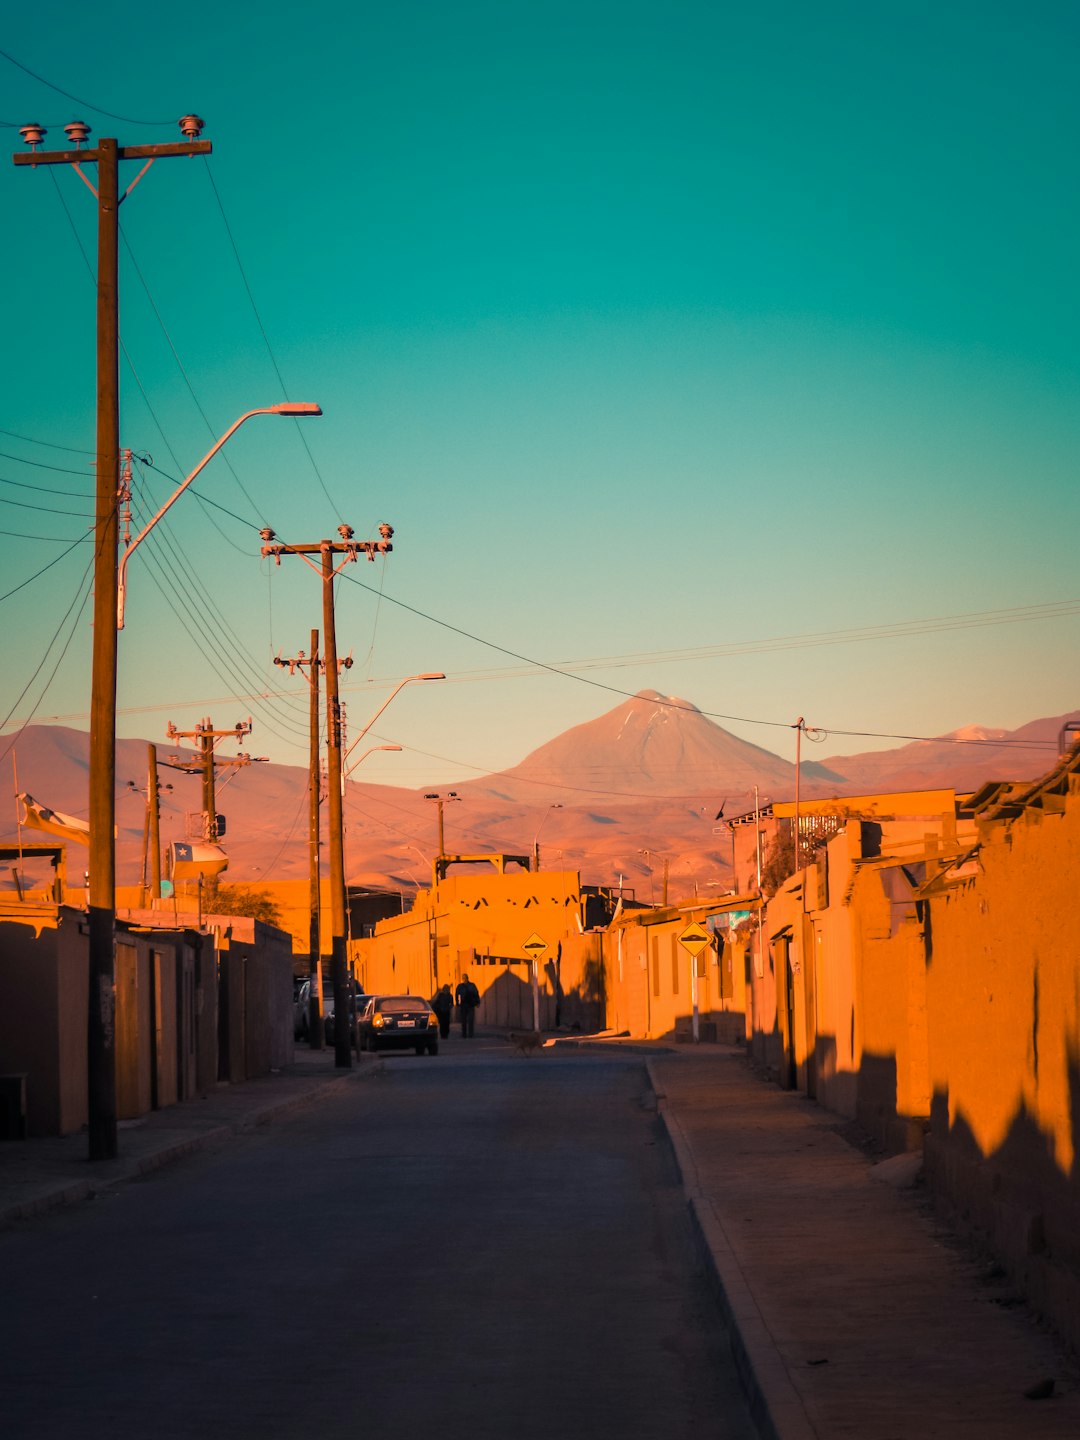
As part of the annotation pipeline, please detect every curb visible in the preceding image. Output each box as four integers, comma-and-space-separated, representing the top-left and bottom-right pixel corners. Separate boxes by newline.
645, 1058, 819, 1440
0, 1057, 383, 1231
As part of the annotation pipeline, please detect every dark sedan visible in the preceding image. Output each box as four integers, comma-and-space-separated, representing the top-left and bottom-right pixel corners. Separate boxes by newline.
357, 995, 439, 1055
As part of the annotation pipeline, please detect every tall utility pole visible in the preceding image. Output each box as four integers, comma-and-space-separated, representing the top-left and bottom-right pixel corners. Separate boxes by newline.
14, 116, 211, 1161
261, 524, 394, 1068
274, 634, 333, 1050
166, 718, 255, 843
424, 791, 460, 858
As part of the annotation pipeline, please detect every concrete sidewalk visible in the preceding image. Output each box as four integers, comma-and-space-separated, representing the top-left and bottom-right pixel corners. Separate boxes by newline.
649, 1048, 1080, 1440
0, 1048, 379, 1229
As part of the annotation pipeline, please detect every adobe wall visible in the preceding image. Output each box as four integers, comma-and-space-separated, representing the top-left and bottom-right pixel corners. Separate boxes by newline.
357, 870, 602, 1030
604, 907, 747, 1043
0, 906, 87, 1136
922, 795, 1080, 1354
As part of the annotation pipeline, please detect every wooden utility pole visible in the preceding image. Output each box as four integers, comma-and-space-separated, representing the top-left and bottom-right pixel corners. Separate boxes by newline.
261, 525, 394, 1068
166, 718, 254, 843
148, 744, 162, 902
13, 117, 211, 1161
274, 634, 327, 1049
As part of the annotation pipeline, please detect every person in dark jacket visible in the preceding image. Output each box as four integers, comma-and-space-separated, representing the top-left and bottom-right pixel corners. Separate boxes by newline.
455, 974, 480, 1038
431, 984, 453, 1039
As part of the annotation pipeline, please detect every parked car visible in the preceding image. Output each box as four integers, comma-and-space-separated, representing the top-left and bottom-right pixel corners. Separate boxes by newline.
357, 995, 439, 1056
294, 977, 365, 1043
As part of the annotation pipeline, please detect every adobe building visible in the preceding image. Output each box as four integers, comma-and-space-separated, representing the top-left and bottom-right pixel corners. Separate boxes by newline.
745, 760, 1080, 1356
356, 853, 612, 1031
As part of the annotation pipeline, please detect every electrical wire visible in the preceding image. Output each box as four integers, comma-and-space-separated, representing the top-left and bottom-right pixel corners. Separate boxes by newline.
125, 488, 310, 746
0, 491, 95, 518
129, 463, 292, 692
139, 457, 261, 534
0, 48, 176, 126
0, 544, 95, 760
45, 164, 256, 567
201, 158, 342, 520
119, 224, 266, 524
0, 473, 94, 499
0, 448, 95, 478
0, 527, 89, 542
0, 427, 94, 455
259, 788, 310, 875
330, 565, 1067, 752
0, 530, 92, 602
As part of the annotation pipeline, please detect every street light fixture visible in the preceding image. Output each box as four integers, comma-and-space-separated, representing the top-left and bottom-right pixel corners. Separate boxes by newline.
532, 804, 563, 871
117, 404, 322, 628
343, 743, 402, 781
342, 673, 446, 766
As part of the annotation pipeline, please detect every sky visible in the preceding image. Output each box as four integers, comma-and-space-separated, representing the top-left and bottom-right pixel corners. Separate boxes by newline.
1, 1, 1078, 794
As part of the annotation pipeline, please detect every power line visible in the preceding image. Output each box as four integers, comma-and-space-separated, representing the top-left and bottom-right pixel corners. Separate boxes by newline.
125, 491, 310, 747
139, 457, 261, 532
0, 447, 95, 477
329, 566, 1066, 750
0, 491, 95, 518
0, 472, 94, 499
0, 544, 95, 750
0, 426, 95, 455
201, 158, 342, 520
119, 224, 266, 523
0, 48, 175, 126
0, 531, 92, 602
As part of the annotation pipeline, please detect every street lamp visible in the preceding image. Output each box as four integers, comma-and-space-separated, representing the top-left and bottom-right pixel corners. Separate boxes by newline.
118, 403, 322, 628
342, 673, 445, 766
532, 804, 563, 871
342, 744, 403, 955
344, 742, 402, 782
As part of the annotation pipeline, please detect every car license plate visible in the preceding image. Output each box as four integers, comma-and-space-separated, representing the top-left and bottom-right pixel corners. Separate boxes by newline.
399, 1019, 415, 1028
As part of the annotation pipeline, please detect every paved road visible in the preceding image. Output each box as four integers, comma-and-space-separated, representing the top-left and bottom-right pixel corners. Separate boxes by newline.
0, 1046, 758, 1440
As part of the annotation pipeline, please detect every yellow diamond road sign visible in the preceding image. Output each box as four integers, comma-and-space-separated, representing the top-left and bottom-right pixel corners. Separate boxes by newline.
522, 932, 548, 958
678, 921, 711, 957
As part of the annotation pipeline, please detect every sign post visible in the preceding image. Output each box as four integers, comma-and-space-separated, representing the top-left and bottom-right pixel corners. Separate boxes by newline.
522, 932, 548, 1032
678, 921, 712, 1043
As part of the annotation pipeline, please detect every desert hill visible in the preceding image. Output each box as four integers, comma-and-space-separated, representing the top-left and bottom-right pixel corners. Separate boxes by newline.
1, 694, 1075, 900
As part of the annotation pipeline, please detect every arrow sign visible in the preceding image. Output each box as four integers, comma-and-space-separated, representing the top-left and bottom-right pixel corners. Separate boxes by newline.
678, 921, 712, 957
522, 932, 549, 959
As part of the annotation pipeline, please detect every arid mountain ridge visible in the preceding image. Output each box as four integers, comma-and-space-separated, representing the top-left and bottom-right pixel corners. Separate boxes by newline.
2, 690, 1075, 899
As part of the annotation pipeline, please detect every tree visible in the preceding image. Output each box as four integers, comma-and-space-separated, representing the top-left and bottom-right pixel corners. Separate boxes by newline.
760, 827, 797, 897
203, 880, 282, 927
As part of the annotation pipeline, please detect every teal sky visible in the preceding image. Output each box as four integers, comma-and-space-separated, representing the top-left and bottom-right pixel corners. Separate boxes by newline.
1, 2, 1078, 800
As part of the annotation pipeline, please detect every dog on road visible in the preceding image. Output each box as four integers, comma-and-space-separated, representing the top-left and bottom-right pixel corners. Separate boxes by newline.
507, 1029, 545, 1057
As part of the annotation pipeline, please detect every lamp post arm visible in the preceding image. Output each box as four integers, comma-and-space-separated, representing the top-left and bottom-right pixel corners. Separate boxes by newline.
342, 681, 410, 762
117, 407, 269, 629
341, 673, 443, 763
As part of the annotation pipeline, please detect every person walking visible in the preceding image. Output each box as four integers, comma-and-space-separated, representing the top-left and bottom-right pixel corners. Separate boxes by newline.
431, 983, 453, 1040
455, 973, 480, 1038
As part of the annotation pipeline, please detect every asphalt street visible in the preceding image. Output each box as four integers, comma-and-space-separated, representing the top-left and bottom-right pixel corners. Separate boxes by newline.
0, 1044, 759, 1440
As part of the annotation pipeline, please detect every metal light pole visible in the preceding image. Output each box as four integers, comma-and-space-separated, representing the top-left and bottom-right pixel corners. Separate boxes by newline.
341, 673, 445, 769
532, 804, 563, 871
344, 743, 402, 779
118, 403, 322, 627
